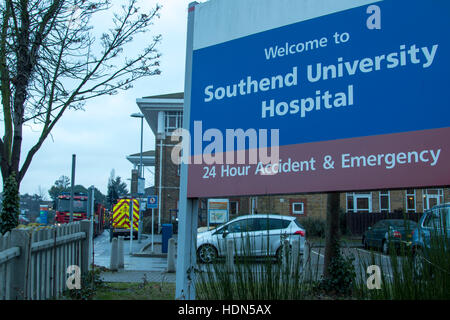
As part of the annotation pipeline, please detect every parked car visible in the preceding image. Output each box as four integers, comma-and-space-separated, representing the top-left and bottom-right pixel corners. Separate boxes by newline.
196, 214, 305, 263
411, 203, 450, 273
362, 219, 417, 254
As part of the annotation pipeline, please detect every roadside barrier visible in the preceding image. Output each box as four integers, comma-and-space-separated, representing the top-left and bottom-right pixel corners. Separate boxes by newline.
0, 221, 91, 300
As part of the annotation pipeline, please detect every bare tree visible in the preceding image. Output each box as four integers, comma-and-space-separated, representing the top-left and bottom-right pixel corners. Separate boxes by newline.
0, 0, 161, 191
36, 185, 48, 201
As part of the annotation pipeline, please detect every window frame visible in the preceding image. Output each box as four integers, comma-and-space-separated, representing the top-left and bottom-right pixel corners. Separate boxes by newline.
290, 199, 307, 216
292, 202, 304, 215
379, 190, 390, 213
405, 189, 416, 213
165, 111, 183, 134
346, 192, 372, 213
423, 188, 444, 211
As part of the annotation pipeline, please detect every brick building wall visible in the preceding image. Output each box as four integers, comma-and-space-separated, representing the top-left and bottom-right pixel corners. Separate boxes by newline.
340, 188, 450, 214
154, 136, 180, 225
255, 193, 327, 221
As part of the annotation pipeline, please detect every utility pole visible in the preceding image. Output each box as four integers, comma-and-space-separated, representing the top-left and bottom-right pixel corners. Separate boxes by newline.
131, 112, 145, 243
88, 186, 95, 270
69, 154, 76, 222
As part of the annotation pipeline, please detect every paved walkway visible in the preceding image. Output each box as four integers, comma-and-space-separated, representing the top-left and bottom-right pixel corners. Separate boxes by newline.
95, 230, 178, 283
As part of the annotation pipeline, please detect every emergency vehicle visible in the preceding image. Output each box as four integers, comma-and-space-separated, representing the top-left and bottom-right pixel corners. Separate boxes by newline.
55, 192, 106, 237
110, 198, 139, 241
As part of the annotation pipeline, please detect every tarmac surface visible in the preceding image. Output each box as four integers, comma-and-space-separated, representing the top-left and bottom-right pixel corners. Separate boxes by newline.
95, 229, 392, 285
94, 230, 177, 283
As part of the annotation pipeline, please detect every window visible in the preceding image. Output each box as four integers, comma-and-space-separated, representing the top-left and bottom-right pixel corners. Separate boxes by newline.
292, 202, 304, 215
423, 189, 444, 211
440, 207, 450, 229
229, 201, 239, 215
424, 211, 440, 228
290, 199, 306, 215
227, 219, 257, 233
346, 192, 372, 213
347, 194, 354, 212
379, 190, 390, 213
256, 218, 290, 231
406, 189, 416, 213
165, 111, 183, 134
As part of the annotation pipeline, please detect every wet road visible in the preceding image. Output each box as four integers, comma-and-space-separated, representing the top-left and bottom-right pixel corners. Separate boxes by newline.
93, 230, 168, 272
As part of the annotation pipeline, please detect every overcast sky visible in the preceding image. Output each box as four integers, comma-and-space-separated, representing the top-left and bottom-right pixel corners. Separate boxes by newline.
14, 0, 194, 198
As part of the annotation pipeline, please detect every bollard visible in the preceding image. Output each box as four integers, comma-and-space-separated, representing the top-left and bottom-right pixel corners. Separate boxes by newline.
226, 239, 234, 271
118, 236, 124, 269
110, 238, 119, 271
167, 238, 176, 273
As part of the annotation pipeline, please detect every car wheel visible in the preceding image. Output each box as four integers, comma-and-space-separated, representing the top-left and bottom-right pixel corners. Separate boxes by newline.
197, 244, 218, 264
382, 240, 389, 255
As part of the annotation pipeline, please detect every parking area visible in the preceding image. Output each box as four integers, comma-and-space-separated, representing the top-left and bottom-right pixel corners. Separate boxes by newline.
305, 245, 396, 283
94, 229, 399, 285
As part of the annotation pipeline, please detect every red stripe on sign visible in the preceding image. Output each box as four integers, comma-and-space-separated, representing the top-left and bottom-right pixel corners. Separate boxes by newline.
187, 127, 450, 197
188, 6, 195, 12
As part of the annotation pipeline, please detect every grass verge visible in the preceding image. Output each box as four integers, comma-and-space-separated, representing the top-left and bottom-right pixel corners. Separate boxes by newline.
94, 282, 176, 300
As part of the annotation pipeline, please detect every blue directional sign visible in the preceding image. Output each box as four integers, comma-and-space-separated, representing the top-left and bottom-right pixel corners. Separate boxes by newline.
147, 195, 158, 209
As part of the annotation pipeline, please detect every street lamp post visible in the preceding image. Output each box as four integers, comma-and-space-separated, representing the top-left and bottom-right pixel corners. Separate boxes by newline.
131, 112, 145, 243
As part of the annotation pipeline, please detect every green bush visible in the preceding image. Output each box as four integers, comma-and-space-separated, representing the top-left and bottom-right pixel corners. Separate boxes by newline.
62, 268, 105, 300
300, 217, 325, 238
319, 247, 356, 296
1, 173, 20, 234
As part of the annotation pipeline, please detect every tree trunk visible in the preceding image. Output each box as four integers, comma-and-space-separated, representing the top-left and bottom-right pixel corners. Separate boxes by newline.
323, 192, 340, 279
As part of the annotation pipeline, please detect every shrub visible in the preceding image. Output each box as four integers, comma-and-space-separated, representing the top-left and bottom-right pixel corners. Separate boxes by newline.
300, 217, 325, 238
62, 268, 105, 300
1, 173, 20, 234
318, 241, 356, 296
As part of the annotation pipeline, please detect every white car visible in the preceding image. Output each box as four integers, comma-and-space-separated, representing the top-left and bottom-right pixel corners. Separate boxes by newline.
197, 214, 306, 263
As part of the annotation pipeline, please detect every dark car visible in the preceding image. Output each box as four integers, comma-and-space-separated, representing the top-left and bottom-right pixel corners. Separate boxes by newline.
362, 219, 417, 254
411, 203, 449, 274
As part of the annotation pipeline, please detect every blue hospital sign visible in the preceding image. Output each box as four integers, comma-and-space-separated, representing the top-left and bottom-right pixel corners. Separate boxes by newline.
186, 0, 450, 198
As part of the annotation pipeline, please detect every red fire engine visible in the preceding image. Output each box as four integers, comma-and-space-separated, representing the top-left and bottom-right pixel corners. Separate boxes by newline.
55, 192, 107, 237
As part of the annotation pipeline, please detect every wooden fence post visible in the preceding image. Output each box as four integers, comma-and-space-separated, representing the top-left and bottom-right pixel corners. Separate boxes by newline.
10, 229, 31, 300
79, 220, 91, 275
226, 239, 234, 272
